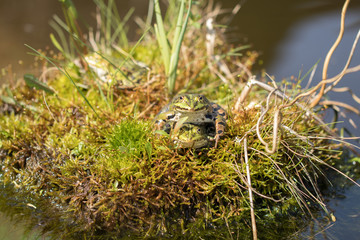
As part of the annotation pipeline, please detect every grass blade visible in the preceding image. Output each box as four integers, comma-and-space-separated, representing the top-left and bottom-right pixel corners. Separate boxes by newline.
50, 33, 65, 54
25, 44, 99, 118
168, 0, 192, 94
171, 0, 186, 56
154, 0, 170, 73
105, 0, 113, 47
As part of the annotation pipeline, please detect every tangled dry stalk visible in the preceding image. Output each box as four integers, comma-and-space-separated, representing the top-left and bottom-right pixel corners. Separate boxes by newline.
236, 0, 360, 156
231, 0, 360, 238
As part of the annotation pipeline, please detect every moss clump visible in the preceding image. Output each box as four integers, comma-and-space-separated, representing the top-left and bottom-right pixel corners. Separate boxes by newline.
0, 1, 354, 239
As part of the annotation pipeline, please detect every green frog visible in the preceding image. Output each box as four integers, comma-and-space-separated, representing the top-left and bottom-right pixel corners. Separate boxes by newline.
77, 53, 149, 89
155, 93, 227, 147
172, 123, 210, 149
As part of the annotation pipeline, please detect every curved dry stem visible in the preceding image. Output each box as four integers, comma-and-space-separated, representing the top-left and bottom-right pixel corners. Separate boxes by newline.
310, 0, 350, 107
238, 78, 337, 137
39, 67, 60, 82
256, 89, 282, 154
256, 90, 274, 145
320, 100, 360, 115
331, 87, 360, 104
282, 63, 360, 109
323, 30, 360, 95
322, 0, 350, 80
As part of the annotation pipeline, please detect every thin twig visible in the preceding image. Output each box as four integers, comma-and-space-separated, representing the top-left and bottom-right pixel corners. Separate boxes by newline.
42, 92, 56, 121
233, 157, 283, 202
310, 0, 350, 107
256, 89, 282, 154
285, 28, 360, 109
323, 30, 360, 95
323, 0, 350, 80
39, 67, 60, 83
331, 87, 360, 104
304, 63, 318, 89
320, 100, 360, 115
244, 137, 257, 240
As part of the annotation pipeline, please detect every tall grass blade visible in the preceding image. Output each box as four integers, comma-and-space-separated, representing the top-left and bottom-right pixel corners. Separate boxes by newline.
154, 0, 170, 73
60, 0, 79, 37
171, 0, 186, 56
168, 0, 192, 94
49, 20, 72, 59
110, 8, 134, 48
50, 33, 65, 54
145, 0, 154, 29
105, 0, 114, 47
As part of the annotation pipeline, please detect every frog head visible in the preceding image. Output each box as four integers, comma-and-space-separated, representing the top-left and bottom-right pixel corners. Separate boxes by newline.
173, 123, 209, 148
170, 94, 211, 113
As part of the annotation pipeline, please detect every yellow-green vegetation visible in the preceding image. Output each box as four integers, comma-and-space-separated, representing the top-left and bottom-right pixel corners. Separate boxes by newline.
0, 0, 358, 239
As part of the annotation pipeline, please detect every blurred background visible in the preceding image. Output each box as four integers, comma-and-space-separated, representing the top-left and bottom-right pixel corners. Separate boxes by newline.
0, 0, 360, 239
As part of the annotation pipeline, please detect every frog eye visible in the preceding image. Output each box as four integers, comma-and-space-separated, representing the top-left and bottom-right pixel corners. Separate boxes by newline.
179, 96, 183, 100
199, 96, 203, 101
197, 128, 201, 133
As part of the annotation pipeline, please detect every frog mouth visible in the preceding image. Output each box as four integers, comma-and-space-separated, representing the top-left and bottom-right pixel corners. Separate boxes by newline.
178, 138, 208, 148
176, 106, 208, 112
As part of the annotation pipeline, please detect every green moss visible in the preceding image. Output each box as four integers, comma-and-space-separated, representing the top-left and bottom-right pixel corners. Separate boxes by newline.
94, 119, 152, 180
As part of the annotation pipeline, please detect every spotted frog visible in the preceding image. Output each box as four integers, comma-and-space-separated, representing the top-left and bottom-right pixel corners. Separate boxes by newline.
76, 53, 149, 89
172, 123, 210, 149
155, 93, 227, 147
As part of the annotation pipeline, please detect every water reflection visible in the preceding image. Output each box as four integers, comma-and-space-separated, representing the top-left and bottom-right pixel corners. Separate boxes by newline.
223, 0, 360, 72
0, 0, 147, 83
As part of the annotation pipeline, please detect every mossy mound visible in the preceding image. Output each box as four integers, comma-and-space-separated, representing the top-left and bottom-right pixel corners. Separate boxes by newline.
0, 78, 341, 239
0, 1, 350, 239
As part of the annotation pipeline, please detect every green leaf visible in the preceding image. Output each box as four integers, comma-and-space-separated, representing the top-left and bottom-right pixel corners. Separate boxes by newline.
157, 146, 168, 151
145, 142, 152, 159
0, 95, 16, 105
172, 116, 188, 135
24, 74, 55, 95
154, 130, 169, 136
5, 86, 14, 98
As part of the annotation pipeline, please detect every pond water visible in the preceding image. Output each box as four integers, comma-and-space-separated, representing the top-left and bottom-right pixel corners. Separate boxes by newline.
1, 0, 360, 239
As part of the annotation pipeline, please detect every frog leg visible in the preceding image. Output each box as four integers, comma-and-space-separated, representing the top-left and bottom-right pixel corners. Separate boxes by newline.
211, 103, 227, 148
154, 110, 176, 130
214, 118, 226, 148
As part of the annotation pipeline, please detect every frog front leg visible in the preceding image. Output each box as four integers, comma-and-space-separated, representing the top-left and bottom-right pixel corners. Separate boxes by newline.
211, 103, 227, 148
154, 109, 176, 131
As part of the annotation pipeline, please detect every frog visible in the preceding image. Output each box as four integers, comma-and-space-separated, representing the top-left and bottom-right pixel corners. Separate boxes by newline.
172, 123, 210, 149
76, 53, 149, 89
154, 93, 227, 147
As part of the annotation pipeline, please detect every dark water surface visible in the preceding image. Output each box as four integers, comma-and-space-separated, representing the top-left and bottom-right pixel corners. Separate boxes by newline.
1, 0, 360, 239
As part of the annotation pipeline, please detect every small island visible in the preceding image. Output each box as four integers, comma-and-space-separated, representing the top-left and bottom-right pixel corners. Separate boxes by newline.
0, 0, 359, 239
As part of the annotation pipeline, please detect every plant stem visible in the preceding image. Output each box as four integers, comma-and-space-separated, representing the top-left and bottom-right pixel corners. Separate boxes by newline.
244, 137, 257, 240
